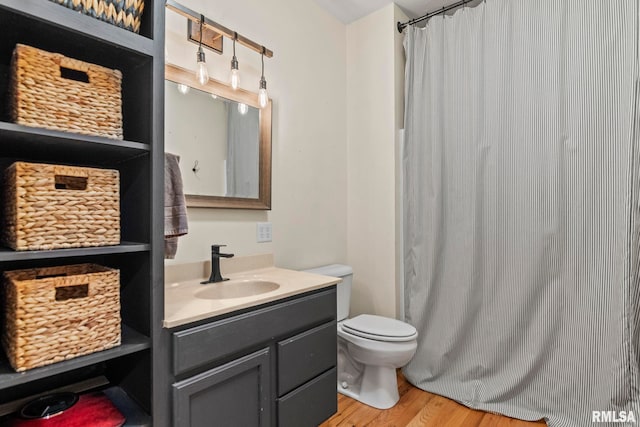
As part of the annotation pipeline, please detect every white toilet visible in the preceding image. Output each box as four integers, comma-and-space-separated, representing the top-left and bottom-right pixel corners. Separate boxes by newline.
304, 264, 418, 409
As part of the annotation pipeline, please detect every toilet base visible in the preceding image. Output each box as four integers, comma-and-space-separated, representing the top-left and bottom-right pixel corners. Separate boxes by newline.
338, 364, 400, 409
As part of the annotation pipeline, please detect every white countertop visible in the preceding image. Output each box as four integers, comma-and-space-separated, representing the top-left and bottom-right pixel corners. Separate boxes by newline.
164, 255, 340, 328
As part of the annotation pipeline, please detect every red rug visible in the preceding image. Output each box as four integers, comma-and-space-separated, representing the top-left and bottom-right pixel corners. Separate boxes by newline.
6, 392, 125, 427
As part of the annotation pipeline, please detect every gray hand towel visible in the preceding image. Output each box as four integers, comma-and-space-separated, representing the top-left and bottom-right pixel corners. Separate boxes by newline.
165, 152, 188, 259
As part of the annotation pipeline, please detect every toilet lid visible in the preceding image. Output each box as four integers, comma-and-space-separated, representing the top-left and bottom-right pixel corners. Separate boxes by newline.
342, 314, 417, 342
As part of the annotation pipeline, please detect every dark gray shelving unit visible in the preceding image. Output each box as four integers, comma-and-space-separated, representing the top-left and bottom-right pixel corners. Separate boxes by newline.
0, 0, 165, 424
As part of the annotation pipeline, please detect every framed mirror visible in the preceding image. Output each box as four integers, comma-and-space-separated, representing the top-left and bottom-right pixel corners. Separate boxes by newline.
165, 64, 272, 209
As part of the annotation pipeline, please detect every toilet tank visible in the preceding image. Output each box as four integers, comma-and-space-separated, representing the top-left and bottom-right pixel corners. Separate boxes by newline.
303, 264, 353, 322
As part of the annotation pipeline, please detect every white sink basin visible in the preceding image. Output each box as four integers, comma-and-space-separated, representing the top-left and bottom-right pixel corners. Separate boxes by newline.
195, 279, 280, 300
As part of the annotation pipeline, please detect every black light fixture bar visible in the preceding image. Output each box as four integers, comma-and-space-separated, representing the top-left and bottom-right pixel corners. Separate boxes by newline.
166, 0, 274, 58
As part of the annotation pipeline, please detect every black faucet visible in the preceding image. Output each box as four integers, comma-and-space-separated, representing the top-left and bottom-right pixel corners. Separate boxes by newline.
201, 245, 235, 284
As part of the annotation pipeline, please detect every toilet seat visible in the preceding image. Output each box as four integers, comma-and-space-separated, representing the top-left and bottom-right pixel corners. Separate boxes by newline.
341, 314, 417, 342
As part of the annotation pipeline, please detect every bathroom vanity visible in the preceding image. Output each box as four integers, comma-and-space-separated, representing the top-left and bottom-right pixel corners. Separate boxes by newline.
164, 256, 340, 427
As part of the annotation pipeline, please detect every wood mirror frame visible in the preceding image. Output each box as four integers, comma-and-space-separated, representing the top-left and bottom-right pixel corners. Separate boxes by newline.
165, 63, 272, 210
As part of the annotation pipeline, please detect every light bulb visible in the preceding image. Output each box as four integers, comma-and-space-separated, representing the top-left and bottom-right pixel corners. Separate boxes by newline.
238, 103, 248, 115
196, 62, 209, 85
230, 69, 239, 90
258, 76, 268, 108
211, 94, 218, 99
195, 46, 209, 85
258, 88, 268, 108
177, 84, 190, 95
230, 56, 239, 90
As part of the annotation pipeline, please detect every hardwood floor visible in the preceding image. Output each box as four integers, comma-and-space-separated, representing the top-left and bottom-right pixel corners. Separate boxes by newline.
319, 372, 548, 427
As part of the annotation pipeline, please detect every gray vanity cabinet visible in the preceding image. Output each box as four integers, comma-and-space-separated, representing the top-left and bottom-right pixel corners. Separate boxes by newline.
170, 286, 337, 427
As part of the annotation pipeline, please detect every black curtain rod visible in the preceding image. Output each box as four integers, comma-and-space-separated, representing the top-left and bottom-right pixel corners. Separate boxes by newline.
397, 0, 473, 33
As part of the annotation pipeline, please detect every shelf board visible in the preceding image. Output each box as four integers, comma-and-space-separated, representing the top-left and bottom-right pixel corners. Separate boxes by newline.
0, 0, 154, 56
0, 122, 149, 165
0, 242, 150, 262
0, 325, 151, 389
0, 242, 151, 262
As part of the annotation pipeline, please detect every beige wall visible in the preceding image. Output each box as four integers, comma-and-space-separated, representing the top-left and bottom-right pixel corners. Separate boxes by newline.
346, 4, 406, 319
165, 0, 348, 269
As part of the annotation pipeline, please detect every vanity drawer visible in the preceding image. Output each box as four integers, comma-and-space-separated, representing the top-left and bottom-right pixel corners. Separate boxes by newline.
277, 367, 337, 427
173, 287, 336, 375
277, 321, 336, 396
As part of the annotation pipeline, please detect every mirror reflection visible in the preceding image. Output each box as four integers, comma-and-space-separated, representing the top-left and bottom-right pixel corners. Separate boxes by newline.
165, 80, 260, 199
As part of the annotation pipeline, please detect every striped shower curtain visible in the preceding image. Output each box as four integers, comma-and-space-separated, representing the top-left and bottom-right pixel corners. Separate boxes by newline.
402, 1, 640, 426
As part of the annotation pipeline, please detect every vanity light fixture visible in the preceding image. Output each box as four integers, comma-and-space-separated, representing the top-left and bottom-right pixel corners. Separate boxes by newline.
258, 47, 268, 108
230, 33, 240, 90
195, 14, 209, 85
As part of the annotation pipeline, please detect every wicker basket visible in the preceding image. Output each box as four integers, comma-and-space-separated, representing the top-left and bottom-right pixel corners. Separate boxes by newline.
2, 162, 120, 251
9, 44, 123, 139
1, 264, 121, 372
49, 0, 145, 34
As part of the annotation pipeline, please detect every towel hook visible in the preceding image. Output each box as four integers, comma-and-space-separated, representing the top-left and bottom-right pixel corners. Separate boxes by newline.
192, 160, 200, 173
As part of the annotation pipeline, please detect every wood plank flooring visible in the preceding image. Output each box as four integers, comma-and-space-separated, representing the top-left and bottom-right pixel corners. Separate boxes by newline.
320, 372, 548, 427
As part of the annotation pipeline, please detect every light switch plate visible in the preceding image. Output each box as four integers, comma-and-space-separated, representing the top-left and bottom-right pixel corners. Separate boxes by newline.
256, 222, 272, 243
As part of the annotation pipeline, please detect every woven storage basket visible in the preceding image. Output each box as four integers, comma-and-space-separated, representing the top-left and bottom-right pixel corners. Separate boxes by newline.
49, 0, 145, 34
9, 44, 123, 139
1, 264, 121, 372
2, 162, 120, 251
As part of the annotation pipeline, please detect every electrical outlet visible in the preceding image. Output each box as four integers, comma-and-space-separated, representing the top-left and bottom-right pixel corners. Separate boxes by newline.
256, 222, 272, 243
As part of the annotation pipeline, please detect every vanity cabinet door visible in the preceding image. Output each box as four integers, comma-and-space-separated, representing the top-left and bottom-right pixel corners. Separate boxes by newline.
172, 348, 271, 427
